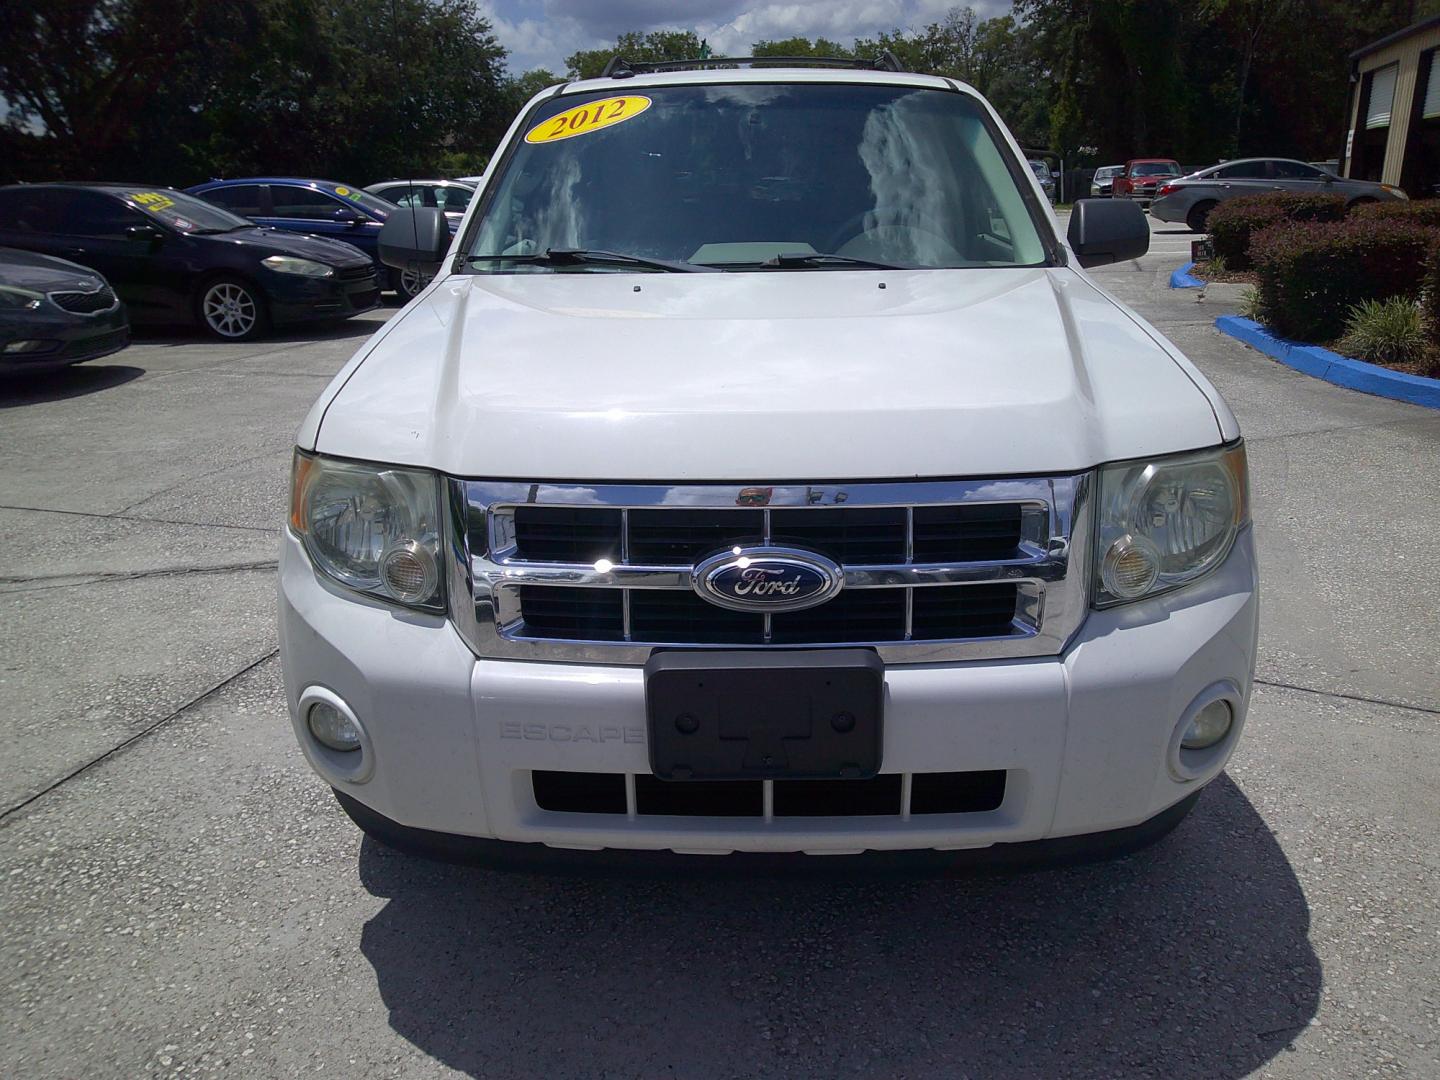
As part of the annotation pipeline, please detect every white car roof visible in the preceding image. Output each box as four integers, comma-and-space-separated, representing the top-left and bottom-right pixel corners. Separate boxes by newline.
560, 66, 960, 95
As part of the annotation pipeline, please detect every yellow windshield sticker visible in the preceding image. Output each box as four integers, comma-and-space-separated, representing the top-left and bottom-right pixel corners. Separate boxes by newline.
525, 96, 651, 145
131, 191, 175, 212
334, 186, 351, 196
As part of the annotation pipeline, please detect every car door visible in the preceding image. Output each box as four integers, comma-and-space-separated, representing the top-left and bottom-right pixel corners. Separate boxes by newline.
22, 191, 171, 316
263, 185, 378, 259
1210, 161, 1272, 201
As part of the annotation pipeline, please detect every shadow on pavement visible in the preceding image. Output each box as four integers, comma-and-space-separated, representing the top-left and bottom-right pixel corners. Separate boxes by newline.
357, 777, 1319, 1078
0, 363, 144, 407
130, 316, 385, 347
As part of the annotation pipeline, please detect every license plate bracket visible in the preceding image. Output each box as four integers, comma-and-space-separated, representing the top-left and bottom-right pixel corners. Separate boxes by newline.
645, 650, 884, 781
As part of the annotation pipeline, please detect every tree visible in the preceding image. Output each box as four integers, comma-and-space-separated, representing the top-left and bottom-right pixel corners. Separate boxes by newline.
751, 37, 854, 59
0, 0, 515, 184
566, 30, 703, 80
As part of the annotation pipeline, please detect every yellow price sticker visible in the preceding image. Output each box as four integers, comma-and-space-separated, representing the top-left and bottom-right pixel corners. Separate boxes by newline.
525, 95, 651, 145
335, 186, 350, 196
132, 191, 175, 212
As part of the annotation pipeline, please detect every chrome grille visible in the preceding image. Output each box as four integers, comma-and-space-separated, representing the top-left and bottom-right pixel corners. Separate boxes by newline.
448, 476, 1091, 665
49, 285, 117, 314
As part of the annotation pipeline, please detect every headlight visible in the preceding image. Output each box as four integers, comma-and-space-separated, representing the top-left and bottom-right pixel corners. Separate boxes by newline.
289, 451, 445, 611
1093, 442, 1248, 607
0, 284, 44, 310
262, 255, 334, 277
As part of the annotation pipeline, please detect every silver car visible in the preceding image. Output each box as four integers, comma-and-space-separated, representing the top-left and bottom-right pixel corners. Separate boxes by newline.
364, 179, 476, 228
1090, 165, 1124, 198
1150, 157, 1407, 232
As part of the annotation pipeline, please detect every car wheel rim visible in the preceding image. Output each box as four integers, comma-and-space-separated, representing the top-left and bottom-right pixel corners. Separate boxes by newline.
400, 269, 430, 296
203, 283, 257, 337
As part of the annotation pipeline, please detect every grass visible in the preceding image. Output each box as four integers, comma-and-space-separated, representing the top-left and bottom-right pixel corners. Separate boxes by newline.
1336, 298, 1439, 376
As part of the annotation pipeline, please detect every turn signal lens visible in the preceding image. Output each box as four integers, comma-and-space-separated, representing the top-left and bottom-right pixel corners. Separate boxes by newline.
1100, 534, 1161, 599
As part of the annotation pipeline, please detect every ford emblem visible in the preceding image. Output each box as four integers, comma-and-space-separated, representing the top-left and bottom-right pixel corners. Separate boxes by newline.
692, 547, 843, 613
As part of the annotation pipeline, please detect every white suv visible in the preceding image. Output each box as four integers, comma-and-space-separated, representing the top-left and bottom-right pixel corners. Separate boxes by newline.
280, 63, 1256, 864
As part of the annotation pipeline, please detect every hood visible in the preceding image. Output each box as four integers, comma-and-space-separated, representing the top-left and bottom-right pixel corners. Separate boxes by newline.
205, 227, 372, 267
0, 246, 105, 291
308, 267, 1226, 480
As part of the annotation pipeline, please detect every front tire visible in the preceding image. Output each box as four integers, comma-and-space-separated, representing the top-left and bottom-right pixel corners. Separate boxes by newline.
196, 277, 268, 341
1186, 200, 1217, 233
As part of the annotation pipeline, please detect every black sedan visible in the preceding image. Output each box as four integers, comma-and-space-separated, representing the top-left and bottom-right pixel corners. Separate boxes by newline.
0, 246, 130, 370
0, 185, 381, 340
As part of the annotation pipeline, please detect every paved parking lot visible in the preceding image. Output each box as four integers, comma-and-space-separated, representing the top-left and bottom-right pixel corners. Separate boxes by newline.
2, 219, 1438, 1079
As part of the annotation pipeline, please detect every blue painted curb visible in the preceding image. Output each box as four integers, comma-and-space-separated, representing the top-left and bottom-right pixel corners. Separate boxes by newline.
1169, 261, 1204, 289
1215, 315, 1440, 409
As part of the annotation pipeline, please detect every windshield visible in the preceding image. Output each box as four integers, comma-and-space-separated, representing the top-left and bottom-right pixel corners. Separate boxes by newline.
118, 189, 252, 233
328, 186, 395, 217
469, 83, 1049, 271
1096, 167, 1122, 179
1131, 162, 1179, 177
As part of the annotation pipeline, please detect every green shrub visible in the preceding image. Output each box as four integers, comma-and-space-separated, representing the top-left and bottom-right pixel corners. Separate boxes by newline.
1251, 218, 1440, 342
1208, 192, 1346, 270
1238, 286, 1263, 321
1337, 298, 1431, 370
1349, 199, 1440, 227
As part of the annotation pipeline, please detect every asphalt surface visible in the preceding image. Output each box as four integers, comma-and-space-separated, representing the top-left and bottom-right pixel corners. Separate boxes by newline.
2, 219, 1438, 1079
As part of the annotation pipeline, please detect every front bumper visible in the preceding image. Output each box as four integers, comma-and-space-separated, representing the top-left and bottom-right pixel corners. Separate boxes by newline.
1, 304, 129, 369
266, 269, 381, 326
278, 528, 1259, 855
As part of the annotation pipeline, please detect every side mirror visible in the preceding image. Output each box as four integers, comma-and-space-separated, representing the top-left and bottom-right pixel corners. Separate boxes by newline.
332, 208, 363, 224
1066, 198, 1149, 269
1321, 173, 1335, 185
378, 208, 451, 274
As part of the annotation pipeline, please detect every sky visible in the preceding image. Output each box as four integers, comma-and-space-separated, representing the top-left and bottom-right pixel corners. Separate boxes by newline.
479, 0, 1012, 76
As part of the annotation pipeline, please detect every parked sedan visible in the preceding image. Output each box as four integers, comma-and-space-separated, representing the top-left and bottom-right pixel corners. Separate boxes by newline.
1027, 159, 1055, 201
0, 185, 380, 340
185, 178, 428, 297
0, 246, 129, 370
1090, 165, 1124, 198
363, 180, 474, 295
1150, 157, 1409, 232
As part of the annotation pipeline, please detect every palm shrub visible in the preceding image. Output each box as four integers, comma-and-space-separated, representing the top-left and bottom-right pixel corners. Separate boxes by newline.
1208, 192, 1346, 270
1250, 218, 1440, 342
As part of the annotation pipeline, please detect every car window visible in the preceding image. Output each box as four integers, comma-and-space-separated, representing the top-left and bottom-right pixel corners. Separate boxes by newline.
0, 188, 72, 232
436, 186, 473, 213
376, 185, 428, 208
117, 189, 251, 233
201, 184, 264, 217
270, 187, 348, 219
1214, 162, 1269, 179
471, 83, 1050, 271
328, 186, 392, 216
1271, 160, 1323, 180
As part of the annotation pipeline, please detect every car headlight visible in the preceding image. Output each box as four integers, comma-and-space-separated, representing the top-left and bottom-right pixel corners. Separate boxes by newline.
0, 284, 44, 310
262, 255, 334, 277
289, 451, 445, 611
1093, 442, 1248, 607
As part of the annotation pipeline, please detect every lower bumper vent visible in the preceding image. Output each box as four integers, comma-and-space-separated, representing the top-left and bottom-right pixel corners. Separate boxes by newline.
531, 770, 1007, 818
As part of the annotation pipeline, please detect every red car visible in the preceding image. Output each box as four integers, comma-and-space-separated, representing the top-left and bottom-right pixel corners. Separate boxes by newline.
1112, 159, 1182, 204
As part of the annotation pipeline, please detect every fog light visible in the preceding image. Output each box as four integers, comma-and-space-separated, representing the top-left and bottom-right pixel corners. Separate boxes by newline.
380, 541, 438, 605
307, 701, 361, 752
4, 339, 46, 353
1181, 698, 1233, 750
1100, 533, 1161, 599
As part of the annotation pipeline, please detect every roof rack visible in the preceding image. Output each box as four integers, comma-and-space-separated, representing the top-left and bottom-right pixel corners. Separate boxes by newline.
600, 51, 905, 78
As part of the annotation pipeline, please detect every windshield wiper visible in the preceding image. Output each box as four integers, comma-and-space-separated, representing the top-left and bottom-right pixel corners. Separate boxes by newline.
760, 252, 908, 270
466, 248, 713, 273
